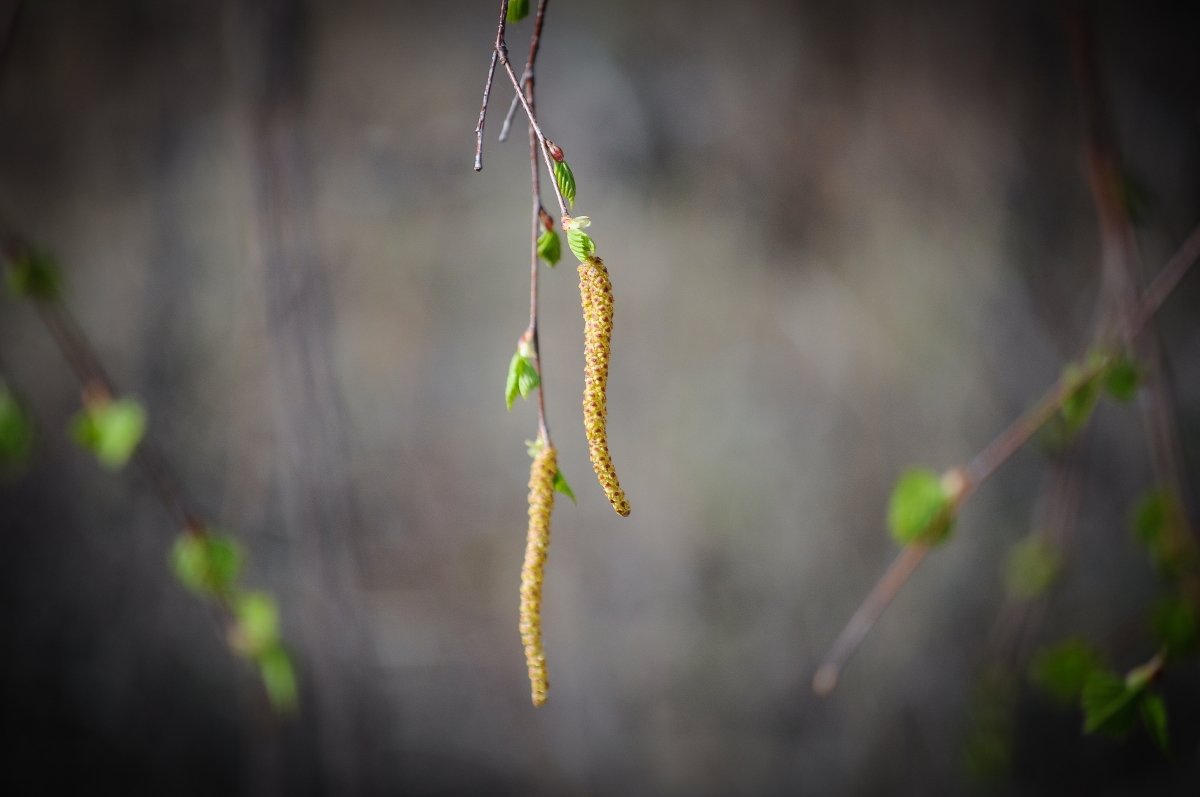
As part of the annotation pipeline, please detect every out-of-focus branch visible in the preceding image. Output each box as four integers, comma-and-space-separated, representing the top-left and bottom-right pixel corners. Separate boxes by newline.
812, 224, 1200, 694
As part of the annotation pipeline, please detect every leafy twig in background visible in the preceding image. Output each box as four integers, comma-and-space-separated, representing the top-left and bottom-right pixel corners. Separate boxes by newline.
1, 237, 297, 714
812, 226, 1200, 697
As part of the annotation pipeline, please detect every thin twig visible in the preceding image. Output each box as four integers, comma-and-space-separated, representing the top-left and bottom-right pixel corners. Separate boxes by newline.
812, 222, 1200, 694
473, 1, 510, 171
522, 0, 552, 446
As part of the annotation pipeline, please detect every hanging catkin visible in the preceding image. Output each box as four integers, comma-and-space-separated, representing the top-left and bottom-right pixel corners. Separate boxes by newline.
578, 256, 631, 517
520, 444, 556, 706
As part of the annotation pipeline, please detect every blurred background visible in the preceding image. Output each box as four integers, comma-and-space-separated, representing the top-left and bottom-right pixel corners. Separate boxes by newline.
1, 0, 1198, 793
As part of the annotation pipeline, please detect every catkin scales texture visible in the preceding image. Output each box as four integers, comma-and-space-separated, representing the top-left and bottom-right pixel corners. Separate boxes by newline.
578, 257, 631, 517
521, 446, 556, 707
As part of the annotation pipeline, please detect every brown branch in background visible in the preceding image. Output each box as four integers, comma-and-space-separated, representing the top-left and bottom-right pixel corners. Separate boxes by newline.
498, 0, 547, 145
812, 224, 1200, 694
0, 238, 202, 534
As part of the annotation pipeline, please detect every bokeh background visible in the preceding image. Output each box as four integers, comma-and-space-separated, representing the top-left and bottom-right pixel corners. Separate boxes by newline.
1, 0, 1199, 793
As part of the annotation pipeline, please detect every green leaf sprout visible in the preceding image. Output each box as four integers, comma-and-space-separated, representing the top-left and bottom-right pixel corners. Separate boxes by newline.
887, 468, 955, 546
554, 160, 576, 208
71, 397, 146, 470
536, 229, 561, 266
1030, 639, 1104, 705
171, 532, 244, 598
505, 350, 541, 410
553, 469, 575, 503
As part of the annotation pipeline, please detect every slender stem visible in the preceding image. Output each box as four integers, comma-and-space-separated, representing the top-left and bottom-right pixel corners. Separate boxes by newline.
30, 297, 201, 532
812, 222, 1200, 694
523, 0, 552, 446
496, 52, 569, 219
473, 1, 510, 171
812, 544, 929, 695
502, 0, 548, 144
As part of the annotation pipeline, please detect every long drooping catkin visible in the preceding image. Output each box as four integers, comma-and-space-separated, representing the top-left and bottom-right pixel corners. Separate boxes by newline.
520, 445, 556, 706
578, 256, 631, 517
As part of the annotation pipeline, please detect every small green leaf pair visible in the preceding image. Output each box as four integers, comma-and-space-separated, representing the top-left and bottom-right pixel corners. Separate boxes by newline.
71, 397, 146, 470
887, 468, 957, 546
1081, 666, 1167, 750
1058, 351, 1140, 432
1132, 488, 1192, 577
505, 350, 541, 410
232, 591, 298, 713
171, 533, 243, 598
1031, 640, 1168, 751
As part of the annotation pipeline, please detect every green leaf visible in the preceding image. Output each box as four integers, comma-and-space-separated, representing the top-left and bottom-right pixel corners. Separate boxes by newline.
553, 469, 575, 503
171, 533, 243, 597
258, 644, 298, 714
1030, 639, 1104, 705
1151, 596, 1198, 657
1004, 536, 1061, 599
567, 230, 595, 263
536, 229, 561, 266
234, 591, 281, 656
1082, 669, 1142, 736
1131, 489, 1190, 577
506, 0, 530, 23
505, 352, 540, 410
0, 383, 34, 470
554, 160, 576, 208
1140, 692, 1169, 753
1103, 354, 1140, 402
887, 468, 954, 546
71, 398, 146, 470
5, 250, 61, 300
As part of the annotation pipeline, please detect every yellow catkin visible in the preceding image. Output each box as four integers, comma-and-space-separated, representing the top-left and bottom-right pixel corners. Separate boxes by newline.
578, 256, 631, 517
520, 445, 556, 706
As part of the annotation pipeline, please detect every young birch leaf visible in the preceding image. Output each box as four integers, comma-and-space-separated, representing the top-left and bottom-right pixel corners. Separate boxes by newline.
1004, 536, 1061, 599
506, 0, 530, 23
505, 352, 523, 410
1140, 692, 1169, 753
171, 533, 243, 597
536, 229, 561, 266
1103, 355, 1140, 402
887, 468, 954, 546
1151, 597, 1198, 656
5, 251, 61, 300
567, 230, 595, 263
71, 398, 146, 470
554, 160, 576, 208
258, 645, 299, 713
1082, 670, 1141, 736
517, 356, 540, 399
553, 469, 576, 503
1030, 639, 1104, 705
233, 592, 281, 656
0, 384, 34, 470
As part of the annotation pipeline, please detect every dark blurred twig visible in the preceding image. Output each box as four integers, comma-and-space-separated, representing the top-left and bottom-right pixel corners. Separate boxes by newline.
813, 224, 1200, 694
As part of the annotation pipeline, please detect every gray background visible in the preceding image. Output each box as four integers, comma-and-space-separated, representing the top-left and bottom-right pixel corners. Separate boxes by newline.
1, 0, 1198, 794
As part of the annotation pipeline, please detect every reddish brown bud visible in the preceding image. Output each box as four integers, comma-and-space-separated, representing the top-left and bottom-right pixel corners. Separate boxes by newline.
545, 140, 565, 162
